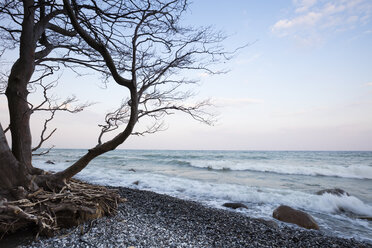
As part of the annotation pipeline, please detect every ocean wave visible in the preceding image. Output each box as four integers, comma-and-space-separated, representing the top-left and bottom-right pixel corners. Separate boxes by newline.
35, 160, 372, 218
180, 161, 372, 180
313, 193, 372, 216
35, 152, 372, 180
167, 160, 192, 166
239, 155, 269, 160
123, 174, 372, 217
142, 154, 201, 160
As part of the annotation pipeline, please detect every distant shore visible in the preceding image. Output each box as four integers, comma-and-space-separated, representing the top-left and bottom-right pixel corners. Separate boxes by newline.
3, 187, 371, 247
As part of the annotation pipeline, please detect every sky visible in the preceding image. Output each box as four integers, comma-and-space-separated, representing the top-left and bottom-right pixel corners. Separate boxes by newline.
1, 0, 372, 151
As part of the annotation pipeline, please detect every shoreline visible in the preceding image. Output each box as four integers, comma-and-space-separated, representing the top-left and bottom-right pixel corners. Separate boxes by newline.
3, 186, 371, 247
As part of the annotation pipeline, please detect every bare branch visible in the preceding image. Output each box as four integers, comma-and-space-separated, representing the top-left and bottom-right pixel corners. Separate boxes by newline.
132, 122, 166, 136
63, 0, 133, 88
31, 80, 93, 114
47, 23, 77, 37
32, 145, 55, 156
139, 99, 216, 125
29, 79, 93, 153
32, 110, 57, 153
97, 100, 131, 145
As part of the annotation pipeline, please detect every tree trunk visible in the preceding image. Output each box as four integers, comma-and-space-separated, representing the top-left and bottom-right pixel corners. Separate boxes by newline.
1, 0, 38, 193
5, 0, 36, 171
6, 61, 33, 170
0, 124, 25, 190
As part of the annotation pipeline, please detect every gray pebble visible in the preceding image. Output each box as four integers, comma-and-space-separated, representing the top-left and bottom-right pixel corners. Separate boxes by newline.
16, 187, 372, 248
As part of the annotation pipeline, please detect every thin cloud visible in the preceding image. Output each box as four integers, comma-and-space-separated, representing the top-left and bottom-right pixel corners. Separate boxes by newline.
272, 11, 322, 32
365, 82, 372, 86
272, 0, 372, 45
294, 0, 318, 13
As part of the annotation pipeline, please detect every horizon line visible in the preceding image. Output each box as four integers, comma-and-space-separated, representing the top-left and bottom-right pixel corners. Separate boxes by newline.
37, 148, 372, 152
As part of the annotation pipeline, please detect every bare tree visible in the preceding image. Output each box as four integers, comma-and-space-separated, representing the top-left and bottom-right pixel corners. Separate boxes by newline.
0, 0, 238, 234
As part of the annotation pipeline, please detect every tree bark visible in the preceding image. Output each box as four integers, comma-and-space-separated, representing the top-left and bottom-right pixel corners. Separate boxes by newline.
6, 61, 33, 170
5, 0, 36, 171
0, 124, 24, 190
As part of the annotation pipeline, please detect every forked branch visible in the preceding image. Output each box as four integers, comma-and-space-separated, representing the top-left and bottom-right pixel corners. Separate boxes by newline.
30, 80, 93, 154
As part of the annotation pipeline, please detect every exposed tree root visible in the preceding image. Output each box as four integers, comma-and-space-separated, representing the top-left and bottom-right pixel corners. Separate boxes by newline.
0, 179, 125, 237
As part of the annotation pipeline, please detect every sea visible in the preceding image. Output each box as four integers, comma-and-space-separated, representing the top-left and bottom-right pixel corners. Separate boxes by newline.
33, 149, 372, 243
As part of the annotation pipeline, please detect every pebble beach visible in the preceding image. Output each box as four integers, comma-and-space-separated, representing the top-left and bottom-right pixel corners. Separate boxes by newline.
7, 187, 370, 248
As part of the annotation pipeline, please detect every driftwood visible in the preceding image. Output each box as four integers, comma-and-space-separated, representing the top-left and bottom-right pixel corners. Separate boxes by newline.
0, 179, 124, 237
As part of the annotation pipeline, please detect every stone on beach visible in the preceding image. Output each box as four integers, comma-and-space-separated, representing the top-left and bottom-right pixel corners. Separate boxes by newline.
222, 202, 248, 209
273, 205, 320, 230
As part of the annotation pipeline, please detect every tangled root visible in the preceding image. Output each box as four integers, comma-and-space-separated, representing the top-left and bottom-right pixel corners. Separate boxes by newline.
0, 179, 124, 237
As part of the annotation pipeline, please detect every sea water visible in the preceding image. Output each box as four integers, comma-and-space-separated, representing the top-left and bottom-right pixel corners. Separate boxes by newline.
33, 149, 372, 243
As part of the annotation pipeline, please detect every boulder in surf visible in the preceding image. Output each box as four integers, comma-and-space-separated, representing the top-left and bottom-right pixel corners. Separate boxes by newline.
222, 202, 248, 209
273, 205, 319, 230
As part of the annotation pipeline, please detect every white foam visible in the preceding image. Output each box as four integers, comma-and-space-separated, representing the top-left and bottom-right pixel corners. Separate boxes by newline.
34, 159, 372, 217
33, 158, 372, 243
34, 158, 372, 216
188, 159, 372, 179
311, 193, 372, 216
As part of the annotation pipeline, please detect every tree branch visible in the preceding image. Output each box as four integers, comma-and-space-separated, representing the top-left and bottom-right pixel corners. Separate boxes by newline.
32, 110, 57, 153
62, 0, 132, 89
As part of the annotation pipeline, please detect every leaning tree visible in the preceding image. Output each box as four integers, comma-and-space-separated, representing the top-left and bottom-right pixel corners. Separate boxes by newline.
0, 0, 236, 234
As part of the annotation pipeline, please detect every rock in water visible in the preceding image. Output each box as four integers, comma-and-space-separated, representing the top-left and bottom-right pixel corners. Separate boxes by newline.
357, 216, 372, 221
273, 205, 319, 230
222, 202, 248, 209
45, 160, 55, 164
316, 188, 350, 196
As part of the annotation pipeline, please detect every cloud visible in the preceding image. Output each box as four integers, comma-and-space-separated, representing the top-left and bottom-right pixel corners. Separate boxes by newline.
366, 82, 372, 86
272, 11, 322, 32
213, 97, 264, 107
272, 0, 372, 45
294, 0, 318, 13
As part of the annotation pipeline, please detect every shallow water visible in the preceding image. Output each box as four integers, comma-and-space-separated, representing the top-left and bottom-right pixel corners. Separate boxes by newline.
33, 149, 372, 243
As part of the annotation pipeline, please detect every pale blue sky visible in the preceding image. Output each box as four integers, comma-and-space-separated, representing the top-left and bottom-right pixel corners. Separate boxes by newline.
1, 0, 372, 150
